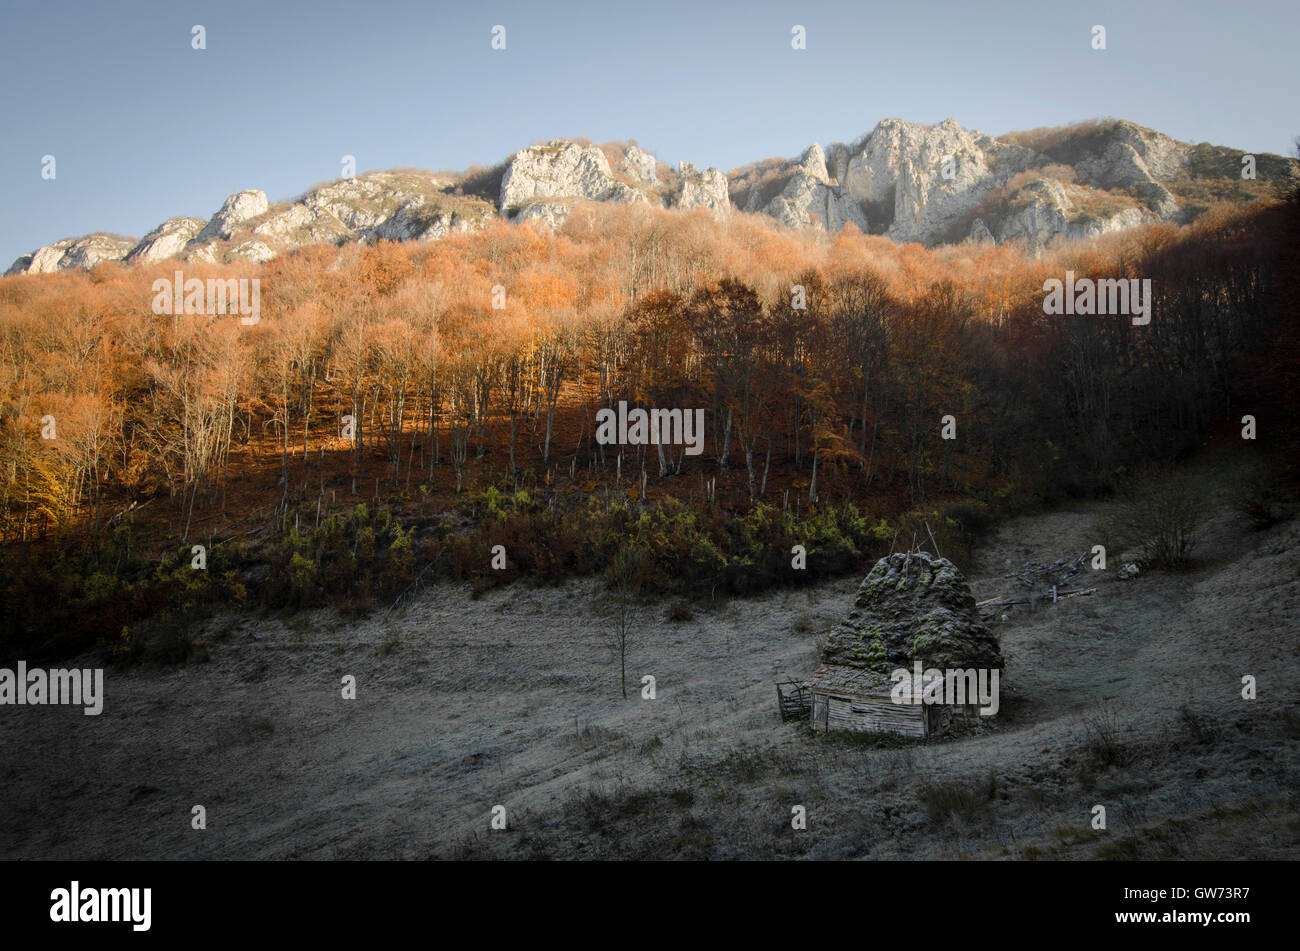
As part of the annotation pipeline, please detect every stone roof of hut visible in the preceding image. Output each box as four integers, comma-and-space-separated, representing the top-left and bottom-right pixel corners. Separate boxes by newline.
821, 550, 1005, 673
804, 664, 898, 697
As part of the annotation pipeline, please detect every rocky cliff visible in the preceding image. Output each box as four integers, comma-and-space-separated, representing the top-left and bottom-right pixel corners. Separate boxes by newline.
730, 117, 1291, 249
8, 118, 1292, 275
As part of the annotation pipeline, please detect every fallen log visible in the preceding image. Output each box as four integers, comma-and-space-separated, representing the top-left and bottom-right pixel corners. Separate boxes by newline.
978, 586, 1097, 610
1047, 586, 1097, 600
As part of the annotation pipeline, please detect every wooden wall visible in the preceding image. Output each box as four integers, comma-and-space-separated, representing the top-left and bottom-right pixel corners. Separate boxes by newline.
811, 690, 929, 737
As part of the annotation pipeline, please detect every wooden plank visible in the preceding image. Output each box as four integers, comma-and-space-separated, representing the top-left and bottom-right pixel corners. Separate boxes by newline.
824, 694, 926, 737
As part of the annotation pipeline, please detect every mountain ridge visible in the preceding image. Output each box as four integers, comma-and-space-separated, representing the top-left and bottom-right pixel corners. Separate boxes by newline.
8, 117, 1293, 276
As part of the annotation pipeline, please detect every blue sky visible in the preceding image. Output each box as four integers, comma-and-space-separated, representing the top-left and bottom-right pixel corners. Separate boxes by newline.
2, 0, 1295, 267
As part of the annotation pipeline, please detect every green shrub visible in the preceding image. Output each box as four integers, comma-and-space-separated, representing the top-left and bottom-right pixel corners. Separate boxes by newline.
287, 552, 318, 607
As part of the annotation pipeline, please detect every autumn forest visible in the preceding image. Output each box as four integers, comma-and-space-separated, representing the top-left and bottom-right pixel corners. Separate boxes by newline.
2, 194, 1296, 661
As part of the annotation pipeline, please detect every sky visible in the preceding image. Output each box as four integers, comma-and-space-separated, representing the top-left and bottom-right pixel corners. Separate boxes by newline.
2, 0, 1296, 267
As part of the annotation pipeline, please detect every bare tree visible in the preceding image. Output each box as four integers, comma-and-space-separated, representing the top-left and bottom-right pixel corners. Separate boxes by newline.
608, 545, 642, 699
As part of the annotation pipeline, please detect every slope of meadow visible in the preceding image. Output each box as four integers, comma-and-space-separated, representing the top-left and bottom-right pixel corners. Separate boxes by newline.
0, 452, 1296, 860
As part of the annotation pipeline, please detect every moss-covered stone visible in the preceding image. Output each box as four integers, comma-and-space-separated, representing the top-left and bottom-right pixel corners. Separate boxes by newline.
821, 551, 1004, 674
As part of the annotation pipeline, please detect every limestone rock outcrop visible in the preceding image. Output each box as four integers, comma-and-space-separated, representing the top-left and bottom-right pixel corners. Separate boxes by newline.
994, 178, 1150, 250
760, 143, 868, 231
5, 233, 137, 275
7, 118, 1293, 276
727, 116, 1240, 249
126, 217, 206, 263
500, 140, 644, 213
195, 190, 270, 242
514, 200, 573, 231
672, 161, 730, 214
622, 146, 658, 183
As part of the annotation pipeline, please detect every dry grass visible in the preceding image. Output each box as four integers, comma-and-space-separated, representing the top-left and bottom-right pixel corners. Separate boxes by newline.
2, 458, 1298, 860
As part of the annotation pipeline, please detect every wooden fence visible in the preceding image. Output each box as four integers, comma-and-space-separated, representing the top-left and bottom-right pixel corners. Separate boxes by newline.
775, 681, 812, 722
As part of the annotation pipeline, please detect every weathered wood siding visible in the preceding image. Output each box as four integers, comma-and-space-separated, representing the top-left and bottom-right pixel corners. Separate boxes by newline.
810, 689, 929, 737
812, 692, 828, 730
926, 702, 944, 735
